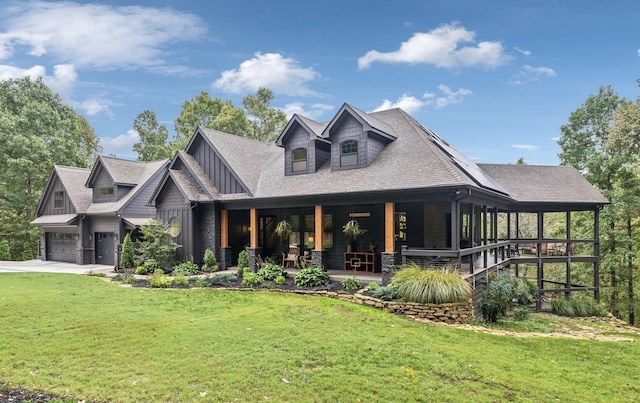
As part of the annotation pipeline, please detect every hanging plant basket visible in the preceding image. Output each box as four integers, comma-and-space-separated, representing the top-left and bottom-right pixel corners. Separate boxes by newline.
274, 220, 293, 244
342, 219, 367, 248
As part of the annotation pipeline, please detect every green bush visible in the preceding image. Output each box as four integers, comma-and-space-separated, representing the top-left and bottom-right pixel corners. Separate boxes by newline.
211, 272, 238, 285
112, 274, 138, 284
341, 276, 361, 290
135, 259, 162, 275
192, 277, 209, 288
149, 269, 172, 288
202, 248, 218, 272
138, 219, 180, 269
368, 282, 380, 291
0, 238, 10, 260
371, 285, 397, 301
173, 273, 189, 286
512, 306, 531, 321
242, 271, 262, 287
238, 250, 249, 269
551, 296, 608, 317
274, 275, 286, 285
172, 261, 199, 276
480, 271, 535, 323
120, 233, 135, 272
391, 264, 471, 304
257, 263, 287, 281
294, 267, 329, 288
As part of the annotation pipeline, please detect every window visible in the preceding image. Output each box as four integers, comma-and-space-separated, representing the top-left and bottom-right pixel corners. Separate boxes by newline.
54, 191, 64, 209
292, 148, 307, 172
340, 140, 358, 167
168, 216, 182, 237
101, 187, 114, 196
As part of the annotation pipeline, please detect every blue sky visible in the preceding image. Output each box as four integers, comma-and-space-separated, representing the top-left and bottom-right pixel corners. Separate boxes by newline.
1, 0, 639, 164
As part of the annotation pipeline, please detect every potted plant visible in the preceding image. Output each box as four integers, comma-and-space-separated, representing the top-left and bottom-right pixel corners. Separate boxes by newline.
343, 219, 367, 251
274, 220, 293, 244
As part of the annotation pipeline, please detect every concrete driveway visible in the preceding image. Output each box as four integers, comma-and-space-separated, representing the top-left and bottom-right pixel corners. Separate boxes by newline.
0, 260, 115, 275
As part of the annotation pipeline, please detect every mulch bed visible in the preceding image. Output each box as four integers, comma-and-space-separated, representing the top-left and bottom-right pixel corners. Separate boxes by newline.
0, 381, 85, 403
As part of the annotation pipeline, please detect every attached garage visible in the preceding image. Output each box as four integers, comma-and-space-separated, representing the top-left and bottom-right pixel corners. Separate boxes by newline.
45, 232, 77, 263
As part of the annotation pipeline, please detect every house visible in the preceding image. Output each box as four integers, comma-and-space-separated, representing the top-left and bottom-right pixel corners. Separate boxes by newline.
31, 156, 169, 265
33, 103, 608, 309
148, 104, 608, 308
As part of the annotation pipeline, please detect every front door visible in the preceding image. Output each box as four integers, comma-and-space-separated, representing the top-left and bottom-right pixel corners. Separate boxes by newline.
95, 232, 115, 265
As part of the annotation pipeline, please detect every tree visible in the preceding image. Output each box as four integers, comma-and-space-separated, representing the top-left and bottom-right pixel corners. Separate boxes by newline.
120, 232, 136, 274
0, 77, 99, 260
242, 87, 288, 142
132, 110, 172, 161
138, 219, 180, 270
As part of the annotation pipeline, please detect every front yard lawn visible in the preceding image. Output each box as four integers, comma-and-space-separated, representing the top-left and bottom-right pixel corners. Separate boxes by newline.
1, 273, 639, 402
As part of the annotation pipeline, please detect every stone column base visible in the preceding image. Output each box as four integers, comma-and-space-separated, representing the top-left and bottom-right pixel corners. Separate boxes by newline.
381, 252, 400, 285
246, 247, 262, 272
219, 247, 233, 270
311, 250, 325, 269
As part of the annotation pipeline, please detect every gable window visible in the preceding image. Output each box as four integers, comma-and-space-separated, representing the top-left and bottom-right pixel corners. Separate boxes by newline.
101, 187, 114, 196
292, 148, 308, 173
340, 140, 358, 167
168, 216, 182, 238
54, 191, 64, 209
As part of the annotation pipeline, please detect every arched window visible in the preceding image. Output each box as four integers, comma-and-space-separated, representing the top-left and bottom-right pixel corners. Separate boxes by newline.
292, 147, 307, 172
340, 140, 358, 167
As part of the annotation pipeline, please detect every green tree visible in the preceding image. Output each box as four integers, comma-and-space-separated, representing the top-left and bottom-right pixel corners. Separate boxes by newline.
120, 232, 136, 274
242, 87, 288, 141
558, 85, 634, 321
138, 219, 180, 270
0, 77, 99, 260
132, 110, 172, 161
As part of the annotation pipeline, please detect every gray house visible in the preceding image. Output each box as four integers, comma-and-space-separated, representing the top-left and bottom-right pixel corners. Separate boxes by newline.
31, 156, 169, 265
149, 104, 608, 308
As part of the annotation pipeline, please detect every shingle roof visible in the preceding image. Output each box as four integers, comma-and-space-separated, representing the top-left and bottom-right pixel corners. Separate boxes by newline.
54, 166, 92, 212
175, 151, 220, 199
86, 159, 169, 214
95, 156, 154, 185
477, 164, 609, 204
198, 128, 271, 195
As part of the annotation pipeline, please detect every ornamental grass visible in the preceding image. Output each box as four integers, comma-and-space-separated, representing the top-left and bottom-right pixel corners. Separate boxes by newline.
392, 263, 471, 304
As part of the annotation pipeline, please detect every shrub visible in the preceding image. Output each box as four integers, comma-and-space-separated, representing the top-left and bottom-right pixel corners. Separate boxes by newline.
173, 273, 189, 286
372, 285, 397, 301
202, 248, 218, 272
149, 269, 172, 288
242, 271, 262, 287
120, 233, 135, 273
480, 271, 535, 323
294, 267, 329, 288
551, 296, 608, 317
368, 282, 380, 291
257, 263, 287, 281
211, 272, 238, 285
0, 238, 10, 260
192, 277, 210, 288
172, 261, 199, 276
341, 276, 361, 290
135, 259, 162, 275
512, 306, 531, 321
138, 219, 181, 269
237, 250, 249, 269
391, 264, 471, 304
275, 275, 286, 285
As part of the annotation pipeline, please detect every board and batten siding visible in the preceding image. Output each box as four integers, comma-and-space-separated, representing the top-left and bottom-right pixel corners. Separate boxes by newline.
157, 180, 193, 262
191, 136, 245, 194
329, 115, 368, 171
41, 174, 76, 215
121, 168, 166, 218
92, 167, 117, 203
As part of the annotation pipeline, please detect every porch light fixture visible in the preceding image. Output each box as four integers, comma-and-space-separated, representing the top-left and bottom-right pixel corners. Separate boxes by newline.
349, 212, 371, 218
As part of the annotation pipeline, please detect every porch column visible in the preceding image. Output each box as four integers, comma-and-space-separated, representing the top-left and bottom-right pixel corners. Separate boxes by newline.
565, 211, 571, 299
381, 202, 400, 286
247, 208, 261, 272
594, 207, 601, 302
219, 209, 232, 270
311, 205, 325, 269
536, 210, 544, 311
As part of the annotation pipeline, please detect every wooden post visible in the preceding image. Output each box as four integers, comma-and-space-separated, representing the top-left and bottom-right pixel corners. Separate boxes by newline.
385, 202, 395, 253
594, 207, 600, 302
221, 209, 229, 248
250, 208, 258, 248
314, 205, 323, 251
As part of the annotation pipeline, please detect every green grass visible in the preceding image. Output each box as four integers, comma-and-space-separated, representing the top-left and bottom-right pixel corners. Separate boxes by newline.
1, 273, 639, 402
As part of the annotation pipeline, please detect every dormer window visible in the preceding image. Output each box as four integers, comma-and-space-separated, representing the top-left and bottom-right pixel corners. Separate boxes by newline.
340, 140, 358, 167
54, 191, 64, 209
292, 148, 307, 173
101, 187, 114, 196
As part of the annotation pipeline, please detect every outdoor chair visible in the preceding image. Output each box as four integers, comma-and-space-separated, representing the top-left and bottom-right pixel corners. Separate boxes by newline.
282, 246, 300, 268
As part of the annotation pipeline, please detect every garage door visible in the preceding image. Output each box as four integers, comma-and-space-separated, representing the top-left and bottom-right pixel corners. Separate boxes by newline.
46, 232, 77, 263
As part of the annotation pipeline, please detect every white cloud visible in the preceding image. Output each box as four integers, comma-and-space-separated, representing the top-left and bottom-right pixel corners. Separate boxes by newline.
100, 129, 139, 157
74, 98, 114, 117
511, 144, 540, 151
213, 52, 320, 96
0, 1, 206, 71
509, 65, 556, 85
373, 85, 472, 113
514, 47, 531, 56
0, 63, 46, 80
0, 62, 77, 95
281, 102, 333, 120
372, 94, 425, 114
358, 22, 511, 70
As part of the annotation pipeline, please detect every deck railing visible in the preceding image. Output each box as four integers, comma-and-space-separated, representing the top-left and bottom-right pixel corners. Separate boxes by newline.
401, 241, 514, 274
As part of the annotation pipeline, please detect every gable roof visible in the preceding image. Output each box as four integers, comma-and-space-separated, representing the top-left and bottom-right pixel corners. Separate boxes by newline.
36, 165, 92, 215
276, 114, 327, 147
320, 103, 396, 141
85, 158, 169, 215
477, 164, 609, 205
85, 156, 160, 187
